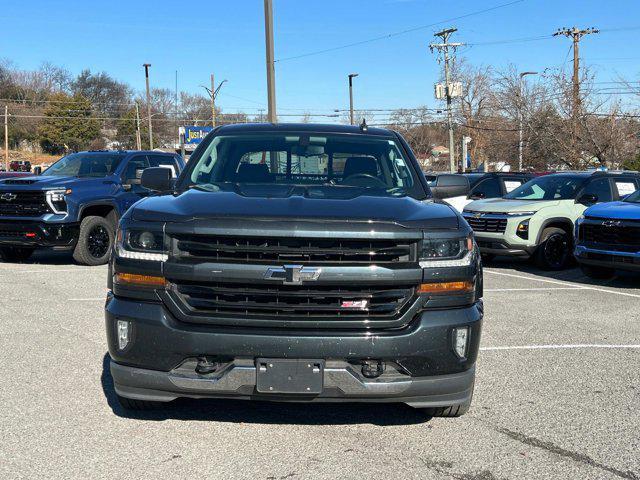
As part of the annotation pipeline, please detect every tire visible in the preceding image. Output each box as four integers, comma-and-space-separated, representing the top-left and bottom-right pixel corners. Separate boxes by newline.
481, 253, 495, 264
73, 215, 114, 266
425, 399, 472, 418
535, 227, 571, 270
116, 394, 163, 411
0, 246, 35, 262
580, 264, 616, 280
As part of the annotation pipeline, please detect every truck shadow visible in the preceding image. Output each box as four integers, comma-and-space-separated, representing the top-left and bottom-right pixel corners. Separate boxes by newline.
101, 354, 434, 426
483, 256, 640, 291
2, 250, 75, 266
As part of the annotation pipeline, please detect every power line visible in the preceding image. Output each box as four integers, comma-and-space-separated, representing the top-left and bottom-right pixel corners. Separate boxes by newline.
275, 0, 524, 63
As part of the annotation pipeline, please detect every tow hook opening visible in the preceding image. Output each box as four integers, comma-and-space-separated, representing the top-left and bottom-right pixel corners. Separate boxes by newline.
195, 356, 223, 375
361, 359, 385, 379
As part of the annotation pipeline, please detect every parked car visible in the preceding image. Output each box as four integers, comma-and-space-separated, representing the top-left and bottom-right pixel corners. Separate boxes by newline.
0, 150, 184, 265
0, 171, 32, 180
427, 172, 534, 212
9, 160, 31, 172
107, 123, 484, 416
574, 188, 640, 279
463, 171, 640, 269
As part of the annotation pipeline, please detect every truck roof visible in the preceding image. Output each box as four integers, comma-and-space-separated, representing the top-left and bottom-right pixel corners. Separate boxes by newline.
214, 122, 396, 137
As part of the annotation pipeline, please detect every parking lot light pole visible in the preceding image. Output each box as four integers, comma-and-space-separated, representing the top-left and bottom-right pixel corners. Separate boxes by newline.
143, 64, 153, 150
518, 71, 538, 171
264, 0, 277, 123
348, 73, 358, 125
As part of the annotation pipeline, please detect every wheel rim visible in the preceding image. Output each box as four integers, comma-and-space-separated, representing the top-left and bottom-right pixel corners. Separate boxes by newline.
544, 233, 568, 268
87, 225, 110, 259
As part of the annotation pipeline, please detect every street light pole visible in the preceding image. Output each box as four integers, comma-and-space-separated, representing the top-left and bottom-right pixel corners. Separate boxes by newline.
143, 63, 153, 149
348, 73, 358, 125
518, 71, 538, 171
264, 0, 277, 123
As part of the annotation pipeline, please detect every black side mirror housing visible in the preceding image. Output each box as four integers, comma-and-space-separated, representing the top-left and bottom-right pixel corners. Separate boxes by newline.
577, 193, 598, 205
141, 167, 174, 192
33, 166, 42, 176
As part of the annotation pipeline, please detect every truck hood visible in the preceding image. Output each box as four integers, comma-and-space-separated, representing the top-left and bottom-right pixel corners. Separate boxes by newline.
585, 201, 640, 220
0, 175, 105, 190
131, 188, 460, 230
465, 198, 560, 213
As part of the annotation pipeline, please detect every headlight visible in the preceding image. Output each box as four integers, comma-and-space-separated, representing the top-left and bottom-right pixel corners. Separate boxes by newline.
506, 211, 535, 216
516, 219, 529, 239
45, 188, 71, 214
420, 235, 475, 268
116, 228, 167, 261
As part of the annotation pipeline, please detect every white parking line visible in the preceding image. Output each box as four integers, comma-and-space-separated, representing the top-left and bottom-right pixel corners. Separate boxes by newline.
481, 344, 640, 351
69, 298, 104, 301
484, 269, 640, 299
485, 287, 586, 292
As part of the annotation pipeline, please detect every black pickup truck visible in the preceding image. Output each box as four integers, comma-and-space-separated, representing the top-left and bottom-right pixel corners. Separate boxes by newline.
106, 123, 483, 417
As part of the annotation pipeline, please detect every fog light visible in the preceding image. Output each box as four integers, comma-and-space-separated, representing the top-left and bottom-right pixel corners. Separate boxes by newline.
453, 327, 469, 358
117, 320, 131, 350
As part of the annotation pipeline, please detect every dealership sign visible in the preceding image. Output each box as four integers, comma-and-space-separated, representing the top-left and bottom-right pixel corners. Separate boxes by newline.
180, 126, 213, 145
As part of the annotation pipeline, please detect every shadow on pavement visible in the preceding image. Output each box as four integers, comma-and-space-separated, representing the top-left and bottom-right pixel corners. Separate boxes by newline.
0, 249, 76, 266
483, 256, 640, 291
101, 353, 433, 426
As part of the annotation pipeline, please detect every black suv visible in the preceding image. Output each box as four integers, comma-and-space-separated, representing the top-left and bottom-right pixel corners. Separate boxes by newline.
106, 123, 483, 416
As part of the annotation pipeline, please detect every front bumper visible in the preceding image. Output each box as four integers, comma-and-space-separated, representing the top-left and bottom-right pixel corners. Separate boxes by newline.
106, 295, 482, 407
575, 245, 640, 272
0, 221, 78, 248
475, 237, 534, 257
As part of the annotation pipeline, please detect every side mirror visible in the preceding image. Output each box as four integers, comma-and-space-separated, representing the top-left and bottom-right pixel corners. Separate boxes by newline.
141, 167, 173, 192
430, 174, 470, 199
33, 166, 42, 176
577, 193, 598, 205
469, 192, 486, 200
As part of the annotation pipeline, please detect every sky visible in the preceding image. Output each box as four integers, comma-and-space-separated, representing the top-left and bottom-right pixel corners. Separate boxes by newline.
1, 0, 639, 121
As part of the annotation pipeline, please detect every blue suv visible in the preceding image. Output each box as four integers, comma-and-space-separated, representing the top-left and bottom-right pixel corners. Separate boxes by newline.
0, 150, 184, 265
575, 187, 640, 279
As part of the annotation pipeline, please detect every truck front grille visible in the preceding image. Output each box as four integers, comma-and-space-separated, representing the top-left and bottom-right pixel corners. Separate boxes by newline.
580, 222, 640, 252
173, 234, 416, 265
464, 214, 508, 233
0, 192, 50, 217
167, 281, 416, 326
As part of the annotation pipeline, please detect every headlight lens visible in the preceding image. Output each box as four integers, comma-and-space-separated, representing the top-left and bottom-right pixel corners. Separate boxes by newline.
506, 211, 535, 216
45, 188, 71, 214
420, 235, 475, 267
116, 228, 167, 261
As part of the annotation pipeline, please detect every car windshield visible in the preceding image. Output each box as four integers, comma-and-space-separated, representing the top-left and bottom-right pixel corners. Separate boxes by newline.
624, 189, 640, 203
182, 133, 422, 198
44, 153, 124, 178
504, 175, 585, 201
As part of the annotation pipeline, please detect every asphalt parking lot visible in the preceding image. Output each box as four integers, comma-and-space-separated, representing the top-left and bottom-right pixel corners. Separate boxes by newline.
0, 253, 638, 480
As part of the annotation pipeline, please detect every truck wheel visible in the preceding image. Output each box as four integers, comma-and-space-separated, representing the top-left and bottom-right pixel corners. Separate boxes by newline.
73, 215, 114, 266
425, 399, 471, 418
0, 246, 35, 262
481, 253, 495, 264
535, 227, 571, 270
580, 264, 615, 280
116, 394, 163, 411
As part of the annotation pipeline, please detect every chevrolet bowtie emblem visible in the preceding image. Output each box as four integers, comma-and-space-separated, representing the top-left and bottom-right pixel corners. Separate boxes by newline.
264, 265, 321, 285
602, 220, 622, 227
0, 193, 17, 201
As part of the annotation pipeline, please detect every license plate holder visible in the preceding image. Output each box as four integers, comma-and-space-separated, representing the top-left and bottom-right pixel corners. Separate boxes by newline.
256, 359, 324, 394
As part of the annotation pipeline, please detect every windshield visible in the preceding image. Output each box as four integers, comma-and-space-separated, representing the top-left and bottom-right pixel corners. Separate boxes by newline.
182, 133, 423, 198
45, 153, 124, 178
624, 189, 640, 203
504, 175, 585, 201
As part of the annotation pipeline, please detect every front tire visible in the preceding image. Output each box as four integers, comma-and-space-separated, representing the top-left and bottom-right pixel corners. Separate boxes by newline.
116, 394, 164, 411
580, 264, 616, 280
0, 246, 35, 262
73, 215, 114, 266
535, 227, 571, 270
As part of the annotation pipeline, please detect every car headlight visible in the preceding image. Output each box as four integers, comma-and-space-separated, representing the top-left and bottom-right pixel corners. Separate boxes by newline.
420, 235, 475, 268
116, 228, 168, 261
45, 188, 71, 214
506, 211, 535, 216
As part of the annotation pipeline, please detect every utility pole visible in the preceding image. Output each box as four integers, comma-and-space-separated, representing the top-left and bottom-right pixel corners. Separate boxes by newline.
430, 28, 464, 173
553, 27, 598, 161
134, 102, 142, 150
4, 106, 8, 172
210, 74, 216, 127
518, 71, 538, 171
264, 0, 277, 123
348, 73, 358, 125
143, 63, 153, 150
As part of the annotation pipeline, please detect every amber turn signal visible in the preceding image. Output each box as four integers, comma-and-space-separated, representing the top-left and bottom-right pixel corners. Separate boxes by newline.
417, 281, 474, 294
115, 273, 166, 287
